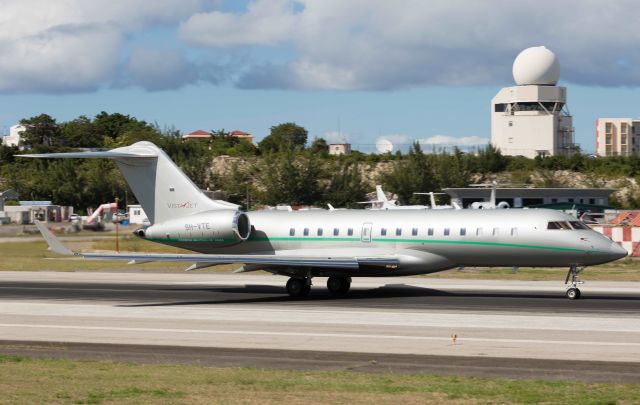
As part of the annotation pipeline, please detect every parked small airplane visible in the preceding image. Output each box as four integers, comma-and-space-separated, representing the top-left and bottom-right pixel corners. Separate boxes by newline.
22, 142, 626, 300
413, 192, 461, 210
469, 182, 510, 209
358, 185, 430, 210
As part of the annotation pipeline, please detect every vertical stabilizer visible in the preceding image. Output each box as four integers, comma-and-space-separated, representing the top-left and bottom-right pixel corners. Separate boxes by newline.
19, 141, 237, 224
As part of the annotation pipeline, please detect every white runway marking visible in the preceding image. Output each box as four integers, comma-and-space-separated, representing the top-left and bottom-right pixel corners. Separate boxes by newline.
2, 323, 640, 348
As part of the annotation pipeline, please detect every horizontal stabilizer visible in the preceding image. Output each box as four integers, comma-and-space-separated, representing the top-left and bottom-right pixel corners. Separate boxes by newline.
19, 150, 156, 159
35, 221, 74, 256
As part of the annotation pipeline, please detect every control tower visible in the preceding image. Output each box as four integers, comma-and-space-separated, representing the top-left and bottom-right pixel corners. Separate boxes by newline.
491, 46, 574, 158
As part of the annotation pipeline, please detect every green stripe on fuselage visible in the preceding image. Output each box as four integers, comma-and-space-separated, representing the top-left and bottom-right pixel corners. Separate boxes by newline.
147, 235, 588, 253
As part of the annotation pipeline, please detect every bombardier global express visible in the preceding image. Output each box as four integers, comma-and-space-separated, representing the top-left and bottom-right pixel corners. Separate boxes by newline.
22, 141, 627, 300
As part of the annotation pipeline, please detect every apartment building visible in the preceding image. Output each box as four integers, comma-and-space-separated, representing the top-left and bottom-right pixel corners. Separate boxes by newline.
595, 118, 640, 156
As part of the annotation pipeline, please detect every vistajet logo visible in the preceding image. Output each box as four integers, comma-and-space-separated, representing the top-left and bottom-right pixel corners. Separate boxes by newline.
166, 201, 198, 209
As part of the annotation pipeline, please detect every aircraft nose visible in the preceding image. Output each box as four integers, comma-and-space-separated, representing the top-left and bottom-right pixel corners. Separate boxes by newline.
610, 242, 628, 260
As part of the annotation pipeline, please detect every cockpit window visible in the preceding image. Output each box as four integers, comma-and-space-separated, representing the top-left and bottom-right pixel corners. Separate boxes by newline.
569, 221, 589, 230
547, 221, 572, 230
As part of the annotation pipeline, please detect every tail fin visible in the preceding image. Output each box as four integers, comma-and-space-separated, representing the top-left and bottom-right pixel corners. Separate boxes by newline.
20, 141, 237, 224
375, 185, 388, 202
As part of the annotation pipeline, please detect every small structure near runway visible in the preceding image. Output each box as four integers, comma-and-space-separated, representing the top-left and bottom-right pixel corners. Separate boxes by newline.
592, 211, 640, 257
443, 187, 615, 211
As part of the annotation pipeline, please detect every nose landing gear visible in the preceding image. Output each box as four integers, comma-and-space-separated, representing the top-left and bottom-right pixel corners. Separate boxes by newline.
565, 265, 583, 300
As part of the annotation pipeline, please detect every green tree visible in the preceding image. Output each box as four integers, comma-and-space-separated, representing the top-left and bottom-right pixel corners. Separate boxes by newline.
258, 123, 308, 153
324, 160, 367, 208
381, 142, 438, 204
260, 151, 322, 205
211, 162, 255, 209
309, 137, 329, 156
474, 144, 507, 173
19, 114, 62, 148
94, 112, 143, 140
60, 115, 103, 147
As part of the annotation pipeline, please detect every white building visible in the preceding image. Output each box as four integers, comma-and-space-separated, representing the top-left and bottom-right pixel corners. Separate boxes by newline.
328, 143, 351, 155
1, 125, 26, 148
595, 118, 640, 156
128, 204, 148, 225
491, 46, 574, 158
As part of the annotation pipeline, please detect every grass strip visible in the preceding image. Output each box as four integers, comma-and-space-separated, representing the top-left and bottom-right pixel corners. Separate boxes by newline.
1, 354, 639, 404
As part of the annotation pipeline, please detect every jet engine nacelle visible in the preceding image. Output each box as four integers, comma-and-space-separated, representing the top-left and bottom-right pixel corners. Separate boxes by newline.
137, 210, 251, 246
497, 201, 510, 209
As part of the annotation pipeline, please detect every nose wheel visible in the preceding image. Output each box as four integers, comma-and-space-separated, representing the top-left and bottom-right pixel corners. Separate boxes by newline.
564, 265, 584, 300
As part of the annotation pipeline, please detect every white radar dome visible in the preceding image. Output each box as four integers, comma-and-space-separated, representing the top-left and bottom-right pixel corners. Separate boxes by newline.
512, 46, 560, 86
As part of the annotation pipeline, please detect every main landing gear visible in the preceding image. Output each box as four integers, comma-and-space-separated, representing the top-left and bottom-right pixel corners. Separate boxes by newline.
327, 276, 351, 295
564, 265, 583, 300
285, 276, 352, 298
286, 277, 311, 298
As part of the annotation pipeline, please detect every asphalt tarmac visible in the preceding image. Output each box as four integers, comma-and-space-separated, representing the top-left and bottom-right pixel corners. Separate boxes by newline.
1, 272, 639, 382
1, 276, 639, 314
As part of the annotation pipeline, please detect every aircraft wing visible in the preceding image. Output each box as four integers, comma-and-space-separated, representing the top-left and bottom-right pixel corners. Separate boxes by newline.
35, 222, 398, 270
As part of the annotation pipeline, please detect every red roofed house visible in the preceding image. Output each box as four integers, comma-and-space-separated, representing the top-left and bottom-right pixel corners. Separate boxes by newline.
230, 130, 254, 144
181, 130, 211, 141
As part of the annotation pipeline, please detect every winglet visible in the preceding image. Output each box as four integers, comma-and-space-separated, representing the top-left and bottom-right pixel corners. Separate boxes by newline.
34, 221, 75, 256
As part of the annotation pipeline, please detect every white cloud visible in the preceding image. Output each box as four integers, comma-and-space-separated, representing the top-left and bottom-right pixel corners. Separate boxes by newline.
228, 0, 640, 89
0, 0, 212, 93
3, 0, 640, 93
420, 135, 489, 146
179, 0, 299, 47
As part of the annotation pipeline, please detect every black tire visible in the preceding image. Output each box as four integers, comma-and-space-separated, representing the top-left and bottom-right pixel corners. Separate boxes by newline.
327, 276, 351, 295
566, 287, 581, 300
286, 278, 309, 298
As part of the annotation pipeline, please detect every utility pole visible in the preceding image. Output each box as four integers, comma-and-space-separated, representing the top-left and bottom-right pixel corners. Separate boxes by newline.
115, 197, 119, 253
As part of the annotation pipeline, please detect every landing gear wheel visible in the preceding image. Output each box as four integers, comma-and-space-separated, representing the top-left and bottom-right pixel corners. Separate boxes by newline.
327, 276, 351, 295
286, 277, 310, 298
566, 287, 581, 300
564, 265, 585, 299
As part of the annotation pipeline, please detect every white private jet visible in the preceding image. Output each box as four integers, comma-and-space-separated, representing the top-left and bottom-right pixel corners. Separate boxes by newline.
22, 142, 627, 300
358, 185, 430, 210
469, 182, 510, 209
413, 192, 461, 210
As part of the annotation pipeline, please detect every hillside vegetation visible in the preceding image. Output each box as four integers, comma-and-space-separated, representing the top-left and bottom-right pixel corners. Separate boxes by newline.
2, 112, 640, 212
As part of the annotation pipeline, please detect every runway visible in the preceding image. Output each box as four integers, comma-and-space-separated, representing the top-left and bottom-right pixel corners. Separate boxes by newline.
1, 271, 639, 382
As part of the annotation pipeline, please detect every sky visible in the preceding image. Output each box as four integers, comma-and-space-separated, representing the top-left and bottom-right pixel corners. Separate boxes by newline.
0, 0, 639, 154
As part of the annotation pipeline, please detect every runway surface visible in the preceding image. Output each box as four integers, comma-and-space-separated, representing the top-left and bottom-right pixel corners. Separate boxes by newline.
1, 271, 639, 382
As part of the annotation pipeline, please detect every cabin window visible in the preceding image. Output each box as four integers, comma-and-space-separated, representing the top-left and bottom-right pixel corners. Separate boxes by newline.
396, 228, 402, 236
317, 228, 323, 236
510, 227, 517, 236
412, 228, 418, 236
476, 228, 482, 236
547, 221, 571, 230
347, 228, 354, 236
492, 228, 499, 236
444, 228, 450, 236
569, 221, 589, 230
381, 228, 387, 236
303, 228, 309, 236
428, 228, 434, 236
289, 228, 295, 236
333, 228, 339, 236
460, 228, 466, 236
